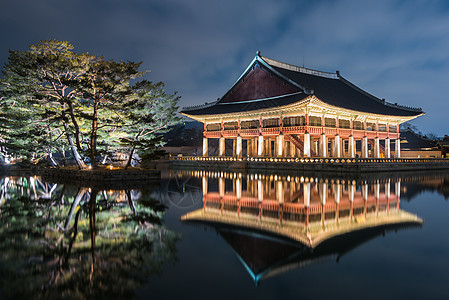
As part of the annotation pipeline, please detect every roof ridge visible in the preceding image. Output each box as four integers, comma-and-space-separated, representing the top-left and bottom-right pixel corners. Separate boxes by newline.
260, 56, 339, 79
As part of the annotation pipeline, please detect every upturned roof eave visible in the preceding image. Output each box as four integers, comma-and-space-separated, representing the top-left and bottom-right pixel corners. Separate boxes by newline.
181, 95, 425, 124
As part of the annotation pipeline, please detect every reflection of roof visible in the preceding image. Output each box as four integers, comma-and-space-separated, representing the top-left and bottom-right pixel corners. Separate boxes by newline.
181, 208, 422, 248
181, 54, 424, 118
193, 218, 422, 285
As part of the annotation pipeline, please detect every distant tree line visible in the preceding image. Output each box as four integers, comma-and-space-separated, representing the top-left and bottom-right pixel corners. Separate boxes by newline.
0, 40, 181, 169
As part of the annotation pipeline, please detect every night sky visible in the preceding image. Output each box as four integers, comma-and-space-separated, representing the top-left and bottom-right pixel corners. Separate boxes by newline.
2, 0, 449, 136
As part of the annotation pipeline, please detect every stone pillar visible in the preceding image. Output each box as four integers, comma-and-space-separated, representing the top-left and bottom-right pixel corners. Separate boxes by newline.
247, 138, 252, 157
202, 137, 208, 157
330, 139, 334, 157
289, 141, 296, 157
258, 135, 264, 157
319, 134, 327, 157
276, 134, 284, 157
341, 138, 345, 157
236, 135, 242, 158
385, 138, 391, 158
374, 137, 380, 158
219, 137, 225, 156
348, 135, 355, 158
334, 135, 341, 157
313, 139, 318, 156
361, 136, 368, 158
303, 132, 311, 157
266, 138, 272, 157
284, 141, 290, 157
395, 138, 401, 158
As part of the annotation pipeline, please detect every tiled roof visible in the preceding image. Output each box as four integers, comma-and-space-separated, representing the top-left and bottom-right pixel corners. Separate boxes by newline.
181, 54, 424, 118
181, 92, 307, 116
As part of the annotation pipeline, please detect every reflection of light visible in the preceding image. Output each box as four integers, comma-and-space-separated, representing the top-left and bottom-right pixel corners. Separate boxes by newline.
88, 165, 92, 170
109, 165, 113, 170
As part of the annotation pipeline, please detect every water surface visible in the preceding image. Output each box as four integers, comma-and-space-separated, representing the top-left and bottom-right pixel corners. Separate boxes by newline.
0, 169, 448, 299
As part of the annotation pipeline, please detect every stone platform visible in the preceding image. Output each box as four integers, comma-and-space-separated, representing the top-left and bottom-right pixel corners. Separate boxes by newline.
170, 156, 449, 173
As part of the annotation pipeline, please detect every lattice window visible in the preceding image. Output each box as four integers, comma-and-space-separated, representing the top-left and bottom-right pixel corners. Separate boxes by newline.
309, 116, 322, 126
353, 121, 363, 130
262, 118, 280, 128
283, 116, 305, 127
224, 121, 238, 130
366, 122, 376, 131
241, 120, 259, 129
206, 123, 220, 131
339, 119, 350, 129
325, 117, 336, 128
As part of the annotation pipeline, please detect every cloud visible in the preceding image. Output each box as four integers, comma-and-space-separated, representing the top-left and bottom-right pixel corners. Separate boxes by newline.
1, 0, 449, 135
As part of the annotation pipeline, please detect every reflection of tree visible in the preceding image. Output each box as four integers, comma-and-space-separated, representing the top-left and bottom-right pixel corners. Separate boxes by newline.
0, 178, 180, 299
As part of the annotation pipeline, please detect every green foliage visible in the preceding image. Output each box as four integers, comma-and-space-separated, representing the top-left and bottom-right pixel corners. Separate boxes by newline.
0, 177, 180, 299
0, 40, 181, 168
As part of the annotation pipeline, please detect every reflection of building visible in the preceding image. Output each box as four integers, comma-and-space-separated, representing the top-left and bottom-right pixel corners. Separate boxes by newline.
182, 173, 421, 247
181, 52, 423, 159
181, 171, 422, 283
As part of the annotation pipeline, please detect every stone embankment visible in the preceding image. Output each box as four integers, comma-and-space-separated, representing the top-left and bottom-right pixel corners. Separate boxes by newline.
170, 156, 449, 173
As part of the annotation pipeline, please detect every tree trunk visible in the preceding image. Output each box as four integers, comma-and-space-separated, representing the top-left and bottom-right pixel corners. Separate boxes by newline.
90, 101, 98, 169
63, 121, 87, 169
66, 101, 83, 152
56, 147, 67, 166
125, 146, 135, 170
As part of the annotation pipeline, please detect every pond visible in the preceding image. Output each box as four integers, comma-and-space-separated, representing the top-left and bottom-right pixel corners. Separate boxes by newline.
0, 168, 449, 299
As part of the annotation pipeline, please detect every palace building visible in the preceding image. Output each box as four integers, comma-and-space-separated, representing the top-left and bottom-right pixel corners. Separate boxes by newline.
180, 52, 424, 159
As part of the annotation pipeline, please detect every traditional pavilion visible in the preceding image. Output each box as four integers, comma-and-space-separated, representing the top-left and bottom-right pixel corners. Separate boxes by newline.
181, 52, 424, 158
